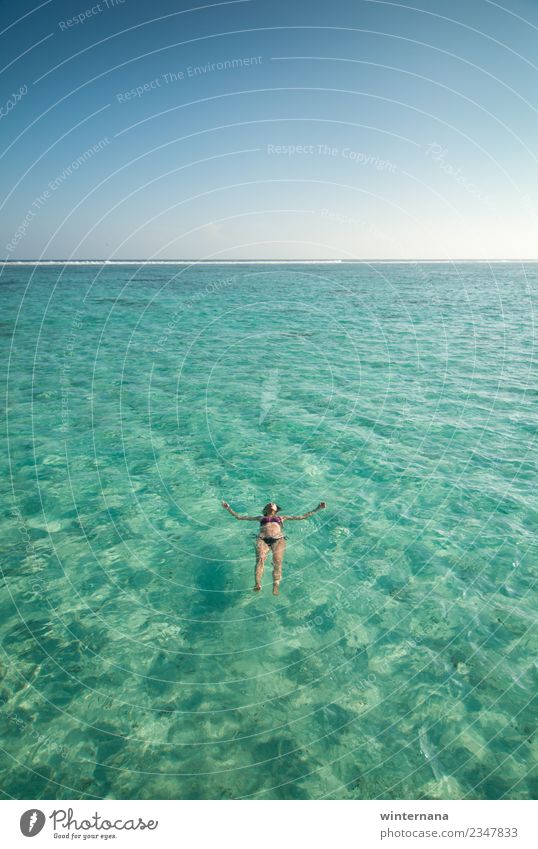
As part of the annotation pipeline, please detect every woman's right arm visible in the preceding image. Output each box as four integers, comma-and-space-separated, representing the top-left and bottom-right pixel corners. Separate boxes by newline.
222, 501, 261, 521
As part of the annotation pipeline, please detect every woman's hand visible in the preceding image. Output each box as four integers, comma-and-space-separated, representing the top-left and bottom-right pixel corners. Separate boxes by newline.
222, 501, 230, 509
318, 502, 326, 509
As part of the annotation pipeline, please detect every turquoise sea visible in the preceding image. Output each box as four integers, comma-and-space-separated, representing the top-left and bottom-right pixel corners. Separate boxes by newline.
1, 262, 537, 800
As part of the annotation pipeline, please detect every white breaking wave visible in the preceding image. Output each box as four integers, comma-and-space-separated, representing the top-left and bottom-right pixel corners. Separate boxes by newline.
1, 259, 345, 266
2, 259, 537, 266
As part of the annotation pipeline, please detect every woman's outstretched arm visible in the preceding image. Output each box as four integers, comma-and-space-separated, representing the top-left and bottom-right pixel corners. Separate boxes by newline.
222, 501, 261, 521
280, 502, 326, 520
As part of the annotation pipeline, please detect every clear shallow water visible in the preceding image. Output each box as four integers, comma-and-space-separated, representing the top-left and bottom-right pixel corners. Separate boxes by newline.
1, 262, 537, 800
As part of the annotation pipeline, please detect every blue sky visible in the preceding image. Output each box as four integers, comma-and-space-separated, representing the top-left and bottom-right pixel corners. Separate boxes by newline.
1, 0, 537, 259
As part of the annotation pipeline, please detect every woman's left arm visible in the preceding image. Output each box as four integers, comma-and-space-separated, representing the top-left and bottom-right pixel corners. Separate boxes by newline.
280, 502, 326, 520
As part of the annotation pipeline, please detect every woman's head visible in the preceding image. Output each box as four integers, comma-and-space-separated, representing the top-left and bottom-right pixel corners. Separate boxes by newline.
262, 502, 281, 516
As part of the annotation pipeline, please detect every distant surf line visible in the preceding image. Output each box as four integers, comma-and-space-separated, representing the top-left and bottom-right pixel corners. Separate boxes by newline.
3, 259, 538, 266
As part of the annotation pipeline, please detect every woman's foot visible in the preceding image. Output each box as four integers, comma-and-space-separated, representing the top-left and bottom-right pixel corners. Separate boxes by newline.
272, 583, 280, 596
253, 584, 261, 592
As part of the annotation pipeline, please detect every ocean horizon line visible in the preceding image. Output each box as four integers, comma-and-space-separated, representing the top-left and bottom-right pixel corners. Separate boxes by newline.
3, 258, 538, 266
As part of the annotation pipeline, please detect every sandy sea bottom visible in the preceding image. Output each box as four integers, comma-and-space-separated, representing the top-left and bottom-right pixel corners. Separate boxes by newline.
0, 263, 537, 799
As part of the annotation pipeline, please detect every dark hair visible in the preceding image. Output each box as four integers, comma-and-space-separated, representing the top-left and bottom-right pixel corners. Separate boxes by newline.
262, 502, 281, 515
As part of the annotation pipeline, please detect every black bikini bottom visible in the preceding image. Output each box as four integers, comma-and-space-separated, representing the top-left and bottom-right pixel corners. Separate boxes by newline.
260, 536, 285, 546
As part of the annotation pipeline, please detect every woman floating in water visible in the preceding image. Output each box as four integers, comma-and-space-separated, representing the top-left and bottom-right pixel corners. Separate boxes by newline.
222, 500, 326, 595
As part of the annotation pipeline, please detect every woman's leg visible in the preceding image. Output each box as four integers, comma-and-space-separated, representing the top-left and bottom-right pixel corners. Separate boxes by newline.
254, 538, 269, 590
271, 539, 286, 595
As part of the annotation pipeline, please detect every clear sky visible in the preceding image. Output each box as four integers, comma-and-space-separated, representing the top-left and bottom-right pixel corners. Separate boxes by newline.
1, 0, 537, 260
